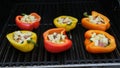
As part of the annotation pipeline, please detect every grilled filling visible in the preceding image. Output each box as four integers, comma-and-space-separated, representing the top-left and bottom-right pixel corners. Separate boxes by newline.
21, 15, 36, 23
47, 32, 66, 44
90, 33, 109, 47
89, 15, 104, 24
57, 17, 72, 25
13, 31, 32, 44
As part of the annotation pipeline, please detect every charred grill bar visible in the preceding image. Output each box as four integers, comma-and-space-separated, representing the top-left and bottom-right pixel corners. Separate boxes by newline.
0, 0, 120, 67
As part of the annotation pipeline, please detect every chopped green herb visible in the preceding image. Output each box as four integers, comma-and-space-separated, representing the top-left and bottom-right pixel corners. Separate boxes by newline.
27, 39, 38, 47
67, 22, 72, 25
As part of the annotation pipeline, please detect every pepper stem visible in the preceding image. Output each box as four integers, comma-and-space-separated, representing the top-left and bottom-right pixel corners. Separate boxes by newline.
27, 39, 38, 47
83, 12, 89, 17
22, 13, 27, 16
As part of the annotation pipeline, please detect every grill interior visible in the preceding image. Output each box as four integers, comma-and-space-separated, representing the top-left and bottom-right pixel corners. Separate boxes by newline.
0, 1, 120, 67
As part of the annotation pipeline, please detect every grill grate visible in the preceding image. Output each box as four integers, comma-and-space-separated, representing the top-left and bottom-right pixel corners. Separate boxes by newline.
0, 1, 120, 67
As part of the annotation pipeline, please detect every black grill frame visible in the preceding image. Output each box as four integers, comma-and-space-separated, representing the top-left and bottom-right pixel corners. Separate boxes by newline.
0, 1, 120, 67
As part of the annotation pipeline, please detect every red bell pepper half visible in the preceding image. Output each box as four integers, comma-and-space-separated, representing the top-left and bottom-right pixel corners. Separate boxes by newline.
15, 12, 41, 30
43, 28, 72, 53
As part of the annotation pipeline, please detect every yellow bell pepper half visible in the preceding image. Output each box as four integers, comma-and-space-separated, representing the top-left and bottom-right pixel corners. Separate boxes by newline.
53, 16, 78, 31
6, 30, 37, 52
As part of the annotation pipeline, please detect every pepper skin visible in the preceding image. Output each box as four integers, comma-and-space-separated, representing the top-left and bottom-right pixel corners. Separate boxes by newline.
6, 30, 37, 52
43, 28, 72, 53
81, 11, 110, 31
15, 12, 41, 30
53, 16, 78, 31
84, 30, 116, 53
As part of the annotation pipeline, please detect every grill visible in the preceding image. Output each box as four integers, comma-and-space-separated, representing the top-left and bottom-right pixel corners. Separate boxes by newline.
0, 0, 120, 67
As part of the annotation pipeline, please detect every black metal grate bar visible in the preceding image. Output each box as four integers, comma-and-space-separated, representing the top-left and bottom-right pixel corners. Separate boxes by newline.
0, 1, 120, 67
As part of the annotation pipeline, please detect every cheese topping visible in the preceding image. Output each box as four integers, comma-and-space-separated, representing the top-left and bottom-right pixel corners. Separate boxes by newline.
47, 32, 66, 44
21, 15, 36, 23
13, 31, 32, 44
90, 33, 109, 47
57, 17, 72, 25
89, 16, 104, 24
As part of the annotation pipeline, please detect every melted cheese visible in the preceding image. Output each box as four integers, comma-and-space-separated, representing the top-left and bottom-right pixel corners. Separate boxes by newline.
21, 15, 36, 23
47, 32, 66, 44
13, 31, 32, 44
90, 33, 109, 47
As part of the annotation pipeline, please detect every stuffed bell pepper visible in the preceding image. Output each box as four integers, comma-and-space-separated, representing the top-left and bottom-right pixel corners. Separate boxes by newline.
81, 11, 110, 31
53, 15, 78, 31
6, 30, 37, 52
84, 30, 116, 53
43, 28, 72, 53
15, 12, 41, 30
